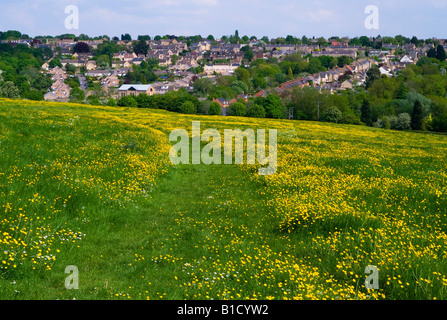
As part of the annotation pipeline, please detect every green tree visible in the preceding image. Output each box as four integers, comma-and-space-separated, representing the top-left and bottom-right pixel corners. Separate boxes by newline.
361, 99, 373, 126
96, 54, 110, 69
69, 87, 85, 102
394, 82, 408, 99
137, 35, 151, 41
258, 94, 283, 119
317, 37, 327, 46
349, 37, 362, 46
365, 65, 381, 89
87, 95, 102, 105
395, 35, 410, 45
247, 104, 266, 118
411, 100, 424, 130
285, 35, 297, 44
65, 63, 77, 74
337, 56, 353, 68
230, 80, 248, 95
171, 54, 179, 65
95, 41, 126, 60
235, 67, 251, 84
287, 67, 294, 80
411, 36, 422, 46
121, 34, 132, 41
0, 81, 20, 98
243, 50, 254, 62
396, 113, 412, 130
321, 106, 343, 123
359, 36, 371, 47
307, 58, 325, 74
275, 73, 288, 84
317, 55, 337, 69
140, 60, 149, 70
229, 102, 246, 117
118, 95, 138, 107
49, 58, 62, 69
209, 102, 222, 115
193, 78, 213, 96
134, 40, 150, 56
381, 116, 391, 129
23, 89, 44, 101
288, 86, 327, 120
427, 48, 437, 59
106, 98, 117, 106
136, 93, 153, 108
436, 45, 446, 62
179, 101, 197, 114
430, 98, 447, 132
0, 30, 22, 40
252, 76, 266, 89
301, 35, 310, 45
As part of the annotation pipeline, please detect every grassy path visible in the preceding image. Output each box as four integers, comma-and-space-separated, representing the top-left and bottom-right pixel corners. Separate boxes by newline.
0, 100, 287, 300
18, 162, 275, 300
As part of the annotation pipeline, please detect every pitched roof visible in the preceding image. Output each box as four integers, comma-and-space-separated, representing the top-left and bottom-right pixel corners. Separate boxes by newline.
118, 84, 153, 91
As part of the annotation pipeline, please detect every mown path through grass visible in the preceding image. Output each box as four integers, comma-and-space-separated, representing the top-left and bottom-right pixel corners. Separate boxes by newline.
28, 162, 277, 300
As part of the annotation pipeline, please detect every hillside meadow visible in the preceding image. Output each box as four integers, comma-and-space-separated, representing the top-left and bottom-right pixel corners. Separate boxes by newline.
0, 98, 446, 300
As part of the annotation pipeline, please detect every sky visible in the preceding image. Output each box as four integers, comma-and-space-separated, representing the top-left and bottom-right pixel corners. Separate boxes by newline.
1, 0, 447, 40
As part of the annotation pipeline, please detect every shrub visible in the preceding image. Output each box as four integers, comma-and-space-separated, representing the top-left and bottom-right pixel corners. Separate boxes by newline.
87, 96, 102, 106
23, 89, 44, 101
197, 100, 211, 115
411, 100, 425, 130
389, 115, 398, 130
361, 99, 373, 126
118, 95, 138, 108
136, 93, 153, 108
321, 106, 343, 123
106, 98, 117, 106
382, 116, 391, 129
0, 81, 20, 99
373, 120, 383, 128
229, 102, 246, 117
209, 102, 222, 115
179, 101, 197, 114
396, 113, 412, 130
341, 113, 362, 125
247, 104, 266, 118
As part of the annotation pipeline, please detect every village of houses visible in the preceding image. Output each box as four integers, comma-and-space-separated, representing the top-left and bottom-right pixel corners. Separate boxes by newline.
27, 36, 441, 106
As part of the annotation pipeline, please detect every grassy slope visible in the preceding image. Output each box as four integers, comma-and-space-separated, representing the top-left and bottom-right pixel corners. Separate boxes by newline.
0, 98, 447, 300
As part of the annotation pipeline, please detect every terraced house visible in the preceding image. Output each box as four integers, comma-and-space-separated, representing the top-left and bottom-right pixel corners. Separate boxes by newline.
44, 66, 71, 101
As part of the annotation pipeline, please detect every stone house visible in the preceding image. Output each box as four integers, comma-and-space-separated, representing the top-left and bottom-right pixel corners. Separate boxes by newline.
117, 84, 156, 97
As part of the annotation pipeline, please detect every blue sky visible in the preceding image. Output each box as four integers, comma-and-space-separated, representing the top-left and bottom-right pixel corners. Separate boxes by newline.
0, 0, 446, 39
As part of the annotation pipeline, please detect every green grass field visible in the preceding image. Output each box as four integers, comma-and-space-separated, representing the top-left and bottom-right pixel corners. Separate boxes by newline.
1, 98, 446, 300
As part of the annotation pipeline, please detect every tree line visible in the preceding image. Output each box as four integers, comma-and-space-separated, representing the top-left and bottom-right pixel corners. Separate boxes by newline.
112, 53, 447, 133
0, 43, 53, 100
